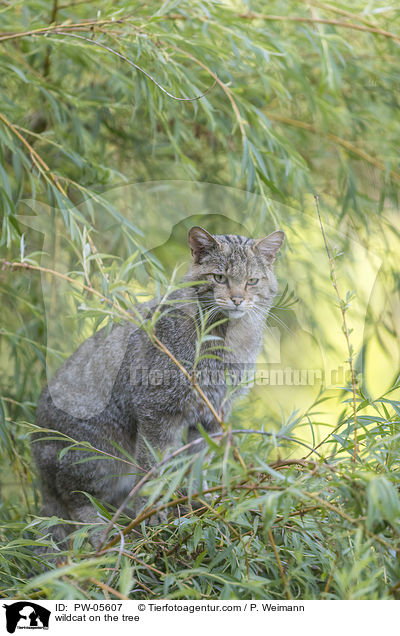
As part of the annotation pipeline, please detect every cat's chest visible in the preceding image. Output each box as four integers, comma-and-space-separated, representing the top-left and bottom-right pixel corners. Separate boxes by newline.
196, 320, 262, 378
222, 321, 262, 365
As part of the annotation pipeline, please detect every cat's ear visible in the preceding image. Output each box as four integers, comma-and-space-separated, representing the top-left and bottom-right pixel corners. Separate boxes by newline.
188, 226, 219, 262
253, 230, 285, 263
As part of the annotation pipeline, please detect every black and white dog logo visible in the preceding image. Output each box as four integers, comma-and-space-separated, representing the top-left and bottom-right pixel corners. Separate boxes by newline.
3, 602, 50, 633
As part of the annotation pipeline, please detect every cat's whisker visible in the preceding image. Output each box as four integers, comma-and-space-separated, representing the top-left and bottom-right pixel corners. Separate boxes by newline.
249, 304, 271, 321
248, 309, 281, 344
271, 305, 294, 311
266, 311, 294, 335
248, 306, 280, 336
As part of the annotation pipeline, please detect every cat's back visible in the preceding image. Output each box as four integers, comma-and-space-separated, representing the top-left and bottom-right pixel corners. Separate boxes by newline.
35, 295, 159, 426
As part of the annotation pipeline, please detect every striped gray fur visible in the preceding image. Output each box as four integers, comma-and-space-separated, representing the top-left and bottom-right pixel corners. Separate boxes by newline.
33, 226, 284, 543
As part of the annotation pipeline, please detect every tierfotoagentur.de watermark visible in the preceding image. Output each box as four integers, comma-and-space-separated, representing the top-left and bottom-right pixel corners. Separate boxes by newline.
130, 365, 363, 388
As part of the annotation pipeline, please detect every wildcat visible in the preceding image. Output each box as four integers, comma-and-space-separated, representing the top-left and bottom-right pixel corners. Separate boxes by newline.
33, 226, 284, 543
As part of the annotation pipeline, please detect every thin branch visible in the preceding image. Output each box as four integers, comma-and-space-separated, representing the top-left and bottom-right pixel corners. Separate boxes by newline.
96, 466, 397, 555
22, 20, 244, 145
0, 112, 68, 197
165, 7, 400, 44
274, 505, 320, 524
119, 550, 164, 577
0, 18, 216, 102
97, 433, 224, 551
305, 416, 353, 457
151, 334, 224, 427
303, 490, 395, 551
43, 0, 59, 75
322, 552, 339, 597
238, 12, 400, 44
1, 259, 225, 439
268, 529, 291, 600
265, 113, 400, 184
95, 428, 324, 552
88, 577, 130, 600
1, 10, 399, 45
0, 18, 123, 42
99, 482, 284, 553
314, 196, 358, 462
4, 123, 110, 206
46, 31, 215, 102
308, 1, 381, 28
49, 0, 59, 23
1, 260, 101, 296
167, 44, 246, 144
101, 448, 325, 554
197, 497, 240, 538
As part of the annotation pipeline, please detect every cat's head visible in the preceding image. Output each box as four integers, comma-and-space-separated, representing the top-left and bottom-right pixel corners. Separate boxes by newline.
187, 226, 284, 320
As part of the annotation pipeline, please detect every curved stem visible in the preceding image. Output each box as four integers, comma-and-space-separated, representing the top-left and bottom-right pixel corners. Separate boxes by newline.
314, 195, 359, 462
48, 31, 216, 102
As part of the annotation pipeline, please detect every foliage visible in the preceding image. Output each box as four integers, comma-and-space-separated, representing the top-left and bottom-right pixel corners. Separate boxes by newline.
2, 408, 400, 600
1, 0, 400, 600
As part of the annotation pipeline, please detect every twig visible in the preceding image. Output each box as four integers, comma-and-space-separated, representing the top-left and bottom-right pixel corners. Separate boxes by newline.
165, 8, 400, 44
389, 580, 400, 595
97, 433, 227, 551
0, 112, 68, 197
306, 417, 352, 457
266, 113, 400, 184
1, 259, 224, 430
274, 505, 320, 524
89, 577, 130, 600
95, 428, 325, 553
152, 334, 225, 428
197, 497, 240, 538
43, 0, 59, 75
322, 552, 339, 596
7, 123, 109, 206
49, 0, 59, 23
119, 550, 164, 577
0, 12, 399, 45
314, 195, 358, 462
268, 529, 291, 600
308, 0, 381, 28
238, 12, 400, 44
0, 19, 124, 42
100, 457, 388, 556
302, 490, 396, 551
40, 31, 216, 102
99, 482, 285, 553
167, 43, 246, 144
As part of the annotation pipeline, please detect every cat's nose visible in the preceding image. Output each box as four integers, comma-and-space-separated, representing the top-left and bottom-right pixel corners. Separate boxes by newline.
231, 296, 244, 306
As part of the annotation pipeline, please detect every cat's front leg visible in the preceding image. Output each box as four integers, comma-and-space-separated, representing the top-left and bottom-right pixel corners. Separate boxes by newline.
131, 415, 185, 524
186, 415, 222, 449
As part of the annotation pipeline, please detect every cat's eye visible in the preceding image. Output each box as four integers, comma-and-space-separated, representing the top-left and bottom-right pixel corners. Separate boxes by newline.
247, 278, 259, 286
213, 274, 227, 284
